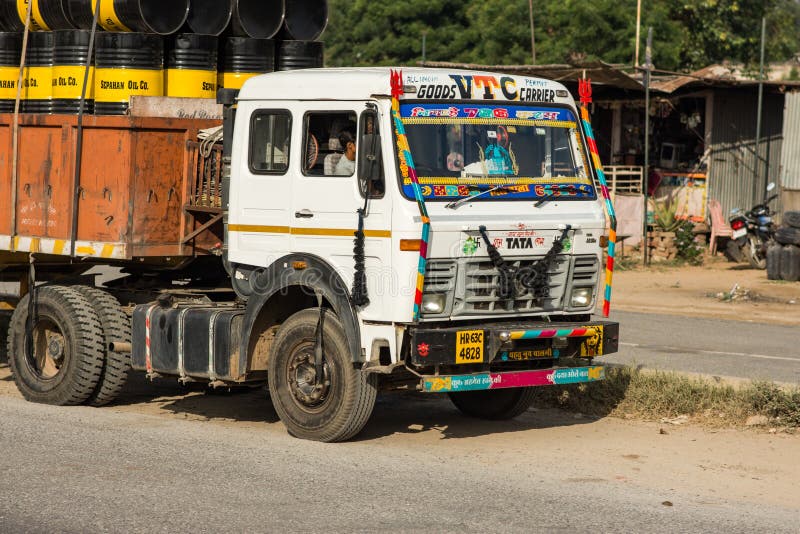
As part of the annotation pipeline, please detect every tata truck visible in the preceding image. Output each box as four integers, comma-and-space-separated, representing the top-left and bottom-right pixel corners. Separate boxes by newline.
0, 68, 619, 441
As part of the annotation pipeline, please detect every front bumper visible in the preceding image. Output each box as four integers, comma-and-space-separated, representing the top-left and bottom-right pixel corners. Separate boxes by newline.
421, 366, 605, 393
408, 320, 618, 367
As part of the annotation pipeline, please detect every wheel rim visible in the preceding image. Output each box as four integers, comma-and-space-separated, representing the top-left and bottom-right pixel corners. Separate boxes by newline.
285, 340, 333, 412
26, 318, 69, 381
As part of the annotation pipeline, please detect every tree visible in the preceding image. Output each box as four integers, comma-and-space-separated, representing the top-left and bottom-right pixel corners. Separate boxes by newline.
324, 0, 800, 72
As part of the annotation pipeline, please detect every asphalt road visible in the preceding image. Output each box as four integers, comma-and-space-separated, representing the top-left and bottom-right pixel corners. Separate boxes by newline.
604, 311, 800, 383
0, 388, 798, 533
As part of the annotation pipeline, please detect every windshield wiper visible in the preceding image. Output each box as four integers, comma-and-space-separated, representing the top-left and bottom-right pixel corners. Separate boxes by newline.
445, 184, 515, 210
534, 190, 559, 208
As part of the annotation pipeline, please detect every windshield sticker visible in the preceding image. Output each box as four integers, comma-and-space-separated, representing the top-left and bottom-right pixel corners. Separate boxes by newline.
403, 103, 573, 122
409, 74, 557, 102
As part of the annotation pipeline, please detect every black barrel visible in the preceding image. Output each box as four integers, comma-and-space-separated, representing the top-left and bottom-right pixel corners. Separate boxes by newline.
52, 29, 92, 113
22, 31, 53, 113
0, 32, 22, 112
0, 1, 23, 31
166, 33, 217, 99
0, 0, 74, 31
282, 0, 327, 41
37, 0, 75, 30
277, 40, 323, 71
185, 0, 230, 36
94, 32, 163, 115
230, 0, 283, 39
218, 36, 274, 90
68, 0, 188, 34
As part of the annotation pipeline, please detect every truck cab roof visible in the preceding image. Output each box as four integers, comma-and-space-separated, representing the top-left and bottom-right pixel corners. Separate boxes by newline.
237, 67, 575, 106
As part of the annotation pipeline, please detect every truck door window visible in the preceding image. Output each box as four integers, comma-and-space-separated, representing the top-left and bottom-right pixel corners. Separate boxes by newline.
249, 110, 291, 175
302, 111, 357, 176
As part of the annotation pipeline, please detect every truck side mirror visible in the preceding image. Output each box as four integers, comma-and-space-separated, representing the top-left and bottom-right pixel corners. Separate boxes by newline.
358, 133, 383, 184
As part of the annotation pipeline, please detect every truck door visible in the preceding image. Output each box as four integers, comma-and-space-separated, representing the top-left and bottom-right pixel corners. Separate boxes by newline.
229, 104, 293, 267
290, 102, 392, 321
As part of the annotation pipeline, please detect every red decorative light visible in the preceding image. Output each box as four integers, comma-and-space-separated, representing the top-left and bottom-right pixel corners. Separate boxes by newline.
731, 220, 745, 230
417, 342, 430, 357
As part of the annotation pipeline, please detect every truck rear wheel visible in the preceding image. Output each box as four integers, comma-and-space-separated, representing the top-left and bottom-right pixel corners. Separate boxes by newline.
268, 308, 377, 442
448, 388, 537, 420
73, 286, 131, 406
7, 286, 104, 405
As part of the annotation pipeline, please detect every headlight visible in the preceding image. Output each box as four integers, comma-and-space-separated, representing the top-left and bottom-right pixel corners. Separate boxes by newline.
570, 287, 593, 308
421, 293, 446, 315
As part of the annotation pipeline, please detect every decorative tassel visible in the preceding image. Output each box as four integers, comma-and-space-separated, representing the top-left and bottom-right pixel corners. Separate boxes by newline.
351, 207, 369, 307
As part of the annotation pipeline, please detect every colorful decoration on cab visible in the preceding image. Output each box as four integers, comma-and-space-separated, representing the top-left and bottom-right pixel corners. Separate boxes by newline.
577, 78, 617, 317
391, 69, 431, 321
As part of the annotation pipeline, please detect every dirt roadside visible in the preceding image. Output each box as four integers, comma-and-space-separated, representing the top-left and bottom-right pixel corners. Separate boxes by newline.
608, 255, 800, 325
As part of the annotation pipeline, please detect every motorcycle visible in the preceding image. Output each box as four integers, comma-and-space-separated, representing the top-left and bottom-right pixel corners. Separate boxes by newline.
725, 182, 778, 269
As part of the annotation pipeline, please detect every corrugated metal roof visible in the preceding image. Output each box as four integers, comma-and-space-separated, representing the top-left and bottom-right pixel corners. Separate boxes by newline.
708, 91, 784, 216
780, 91, 800, 190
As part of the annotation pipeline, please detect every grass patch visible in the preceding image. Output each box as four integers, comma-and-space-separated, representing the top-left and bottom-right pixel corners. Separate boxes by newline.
532, 366, 800, 429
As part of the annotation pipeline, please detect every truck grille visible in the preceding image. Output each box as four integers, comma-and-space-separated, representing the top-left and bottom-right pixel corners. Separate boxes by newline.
422, 255, 599, 317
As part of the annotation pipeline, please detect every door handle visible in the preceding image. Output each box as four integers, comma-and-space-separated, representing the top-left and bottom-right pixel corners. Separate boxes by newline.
295, 209, 314, 218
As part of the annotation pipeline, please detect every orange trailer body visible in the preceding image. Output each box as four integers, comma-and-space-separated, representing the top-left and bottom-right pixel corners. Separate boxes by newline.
0, 113, 222, 262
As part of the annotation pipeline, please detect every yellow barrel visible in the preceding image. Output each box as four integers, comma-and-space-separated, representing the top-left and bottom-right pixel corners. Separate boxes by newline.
218, 37, 274, 90
52, 29, 94, 113
94, 32, 163, 115
21, 30, 53, 113
0, 32, 22, 112
165, 33, 217, 99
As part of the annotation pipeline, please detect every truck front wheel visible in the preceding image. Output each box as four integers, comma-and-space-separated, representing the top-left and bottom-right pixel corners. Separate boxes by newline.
448, 388, 537, 420
7, 286, 104, 405
268, 308, 377, 442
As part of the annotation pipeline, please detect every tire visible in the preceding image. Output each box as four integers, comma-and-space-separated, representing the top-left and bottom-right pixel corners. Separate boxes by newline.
784, 211, 800, 229
73, 286, 131, 406
7, 286, 104, 405
267, 308, 377, 442
745, 236, 767, 269
724, 239, 744, 263
448, 387, 538, 420
776, 226, 800, 246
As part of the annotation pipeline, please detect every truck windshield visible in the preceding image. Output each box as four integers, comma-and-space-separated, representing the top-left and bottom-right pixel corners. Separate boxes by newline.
396, 103, 596, 202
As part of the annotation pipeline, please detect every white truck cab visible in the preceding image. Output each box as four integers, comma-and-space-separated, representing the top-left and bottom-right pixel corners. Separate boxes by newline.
215, 68, 619, 440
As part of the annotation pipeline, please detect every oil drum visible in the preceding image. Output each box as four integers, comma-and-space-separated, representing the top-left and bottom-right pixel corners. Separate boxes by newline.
277, 40, 323, 71
185, 0, 230, 36
16, 0, 75, 31
67, 0, 188, 34
218, 36, 274, 90
0, 1, 24, 31
0, 32, 22, 112
229, 0, 283, 39
282, 0, 327, 41
166, 33, 217, 99
21, 30, 53, 113
94, 32, 163, 115
52, 29, 92, 113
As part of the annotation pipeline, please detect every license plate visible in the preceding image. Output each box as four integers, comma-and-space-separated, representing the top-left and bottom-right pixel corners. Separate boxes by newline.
732, 228, 747, 239
455, 330, 484, 364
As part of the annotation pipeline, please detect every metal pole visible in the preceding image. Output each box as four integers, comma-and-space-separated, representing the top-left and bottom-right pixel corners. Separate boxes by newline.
634, 0, 642, 67
529, 0, 536, 64
752, 16, 766, 204
642, 27, 652, 266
